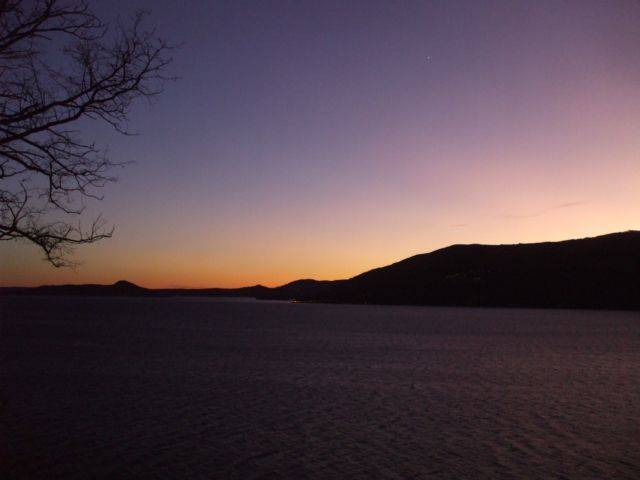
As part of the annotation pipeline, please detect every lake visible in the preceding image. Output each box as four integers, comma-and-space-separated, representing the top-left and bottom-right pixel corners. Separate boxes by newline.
1, 296, 639, 478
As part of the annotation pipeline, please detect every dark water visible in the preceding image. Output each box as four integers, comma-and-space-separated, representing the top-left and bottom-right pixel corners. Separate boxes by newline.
1, 296, 639, 479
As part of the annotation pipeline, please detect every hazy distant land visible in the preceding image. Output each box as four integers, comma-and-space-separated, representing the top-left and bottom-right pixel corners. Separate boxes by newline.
4, 231, 640, 310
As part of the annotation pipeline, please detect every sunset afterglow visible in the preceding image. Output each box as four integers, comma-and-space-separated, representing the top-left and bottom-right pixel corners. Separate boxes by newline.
2, 0, 639, 288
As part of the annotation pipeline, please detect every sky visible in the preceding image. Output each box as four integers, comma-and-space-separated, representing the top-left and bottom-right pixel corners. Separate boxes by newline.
1, 0, 639, 288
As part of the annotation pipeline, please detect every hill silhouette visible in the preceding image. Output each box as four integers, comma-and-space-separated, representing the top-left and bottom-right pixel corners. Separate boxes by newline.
3, 231, 639, 310
262, 231, 640, 310
8, 280, 149, 296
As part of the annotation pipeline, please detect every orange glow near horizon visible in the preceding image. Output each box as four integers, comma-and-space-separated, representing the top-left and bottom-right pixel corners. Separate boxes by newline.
3, 219, 639, 289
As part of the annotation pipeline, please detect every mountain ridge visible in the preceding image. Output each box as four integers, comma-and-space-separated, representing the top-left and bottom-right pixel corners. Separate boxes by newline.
3, 230, 639, 310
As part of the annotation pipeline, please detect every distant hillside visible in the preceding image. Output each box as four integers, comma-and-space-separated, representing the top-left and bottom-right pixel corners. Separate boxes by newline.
3, 231, 639, 310
0, 280, 149, 297
0, 280, 269, 299
260, 231, 640, 310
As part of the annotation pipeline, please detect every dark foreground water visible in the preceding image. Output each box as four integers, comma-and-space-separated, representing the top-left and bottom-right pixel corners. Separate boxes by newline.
1, 296, 639, 479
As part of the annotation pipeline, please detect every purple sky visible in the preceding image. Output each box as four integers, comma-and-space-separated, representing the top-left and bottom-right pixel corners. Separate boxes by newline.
3, 0, 640, 287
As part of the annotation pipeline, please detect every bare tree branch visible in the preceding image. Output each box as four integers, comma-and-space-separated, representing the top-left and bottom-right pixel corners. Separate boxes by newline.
0, 0, 173, 266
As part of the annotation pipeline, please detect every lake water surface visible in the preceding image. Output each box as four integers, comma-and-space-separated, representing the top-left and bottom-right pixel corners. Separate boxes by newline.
1, 296, 639, 478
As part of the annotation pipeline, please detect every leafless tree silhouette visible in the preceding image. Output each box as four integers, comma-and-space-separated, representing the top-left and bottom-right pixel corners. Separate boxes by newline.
0, 0, 173, 266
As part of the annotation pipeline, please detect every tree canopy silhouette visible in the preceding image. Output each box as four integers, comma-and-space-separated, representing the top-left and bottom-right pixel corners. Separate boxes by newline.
0, 0, 172, 266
